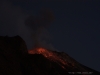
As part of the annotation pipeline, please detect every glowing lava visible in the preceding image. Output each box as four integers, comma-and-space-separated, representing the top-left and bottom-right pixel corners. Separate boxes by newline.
28, 47, 53, 57
28, 47, 68, 69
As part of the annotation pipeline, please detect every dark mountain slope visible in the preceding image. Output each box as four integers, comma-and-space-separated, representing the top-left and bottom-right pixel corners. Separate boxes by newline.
0, 36, 28, 75
0, 36, 99, 75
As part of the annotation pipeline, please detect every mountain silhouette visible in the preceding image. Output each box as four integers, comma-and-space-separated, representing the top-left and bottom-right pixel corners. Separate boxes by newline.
0, 36, 99, 75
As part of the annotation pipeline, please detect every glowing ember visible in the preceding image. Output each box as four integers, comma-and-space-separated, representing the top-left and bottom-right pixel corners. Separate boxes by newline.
28, 47, 53, 57
28, 47, 72, 69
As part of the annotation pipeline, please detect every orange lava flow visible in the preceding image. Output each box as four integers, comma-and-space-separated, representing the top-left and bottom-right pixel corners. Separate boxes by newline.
28, 47, 53, 57
28, 47, 67, 68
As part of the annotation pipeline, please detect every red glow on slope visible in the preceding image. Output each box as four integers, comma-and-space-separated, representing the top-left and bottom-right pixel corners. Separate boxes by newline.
28, 47, 53, 57
28, 47, 68, 69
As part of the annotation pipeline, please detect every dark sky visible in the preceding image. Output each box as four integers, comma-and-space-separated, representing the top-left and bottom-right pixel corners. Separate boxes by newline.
0, 0, 100, 72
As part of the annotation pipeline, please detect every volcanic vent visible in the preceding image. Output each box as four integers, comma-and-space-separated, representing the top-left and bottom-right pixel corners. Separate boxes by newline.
25, 9, 100, 75
28, 47, 99, 75
28, 47, 89, 71
0, 36, 99, 75
28, 47, 68, 69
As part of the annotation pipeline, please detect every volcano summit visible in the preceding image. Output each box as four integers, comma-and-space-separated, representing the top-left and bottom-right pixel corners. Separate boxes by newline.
0, 36, 99, 75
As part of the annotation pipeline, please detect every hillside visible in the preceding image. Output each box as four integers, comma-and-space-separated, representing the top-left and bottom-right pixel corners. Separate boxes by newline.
0, 36, 99, 75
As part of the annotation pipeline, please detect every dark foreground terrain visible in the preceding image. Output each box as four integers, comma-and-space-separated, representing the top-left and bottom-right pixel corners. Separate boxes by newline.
0, 36, 100, 75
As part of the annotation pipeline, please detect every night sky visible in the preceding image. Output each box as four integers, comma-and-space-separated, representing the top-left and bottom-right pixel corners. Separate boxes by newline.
0, 0, 100, 72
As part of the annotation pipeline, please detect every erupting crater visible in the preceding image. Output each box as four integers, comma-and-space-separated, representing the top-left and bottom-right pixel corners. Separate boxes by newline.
28, 47, 73, 69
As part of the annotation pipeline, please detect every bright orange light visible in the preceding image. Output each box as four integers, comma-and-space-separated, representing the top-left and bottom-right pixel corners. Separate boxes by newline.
28, 47, 53, 57
28, 47, 75, 69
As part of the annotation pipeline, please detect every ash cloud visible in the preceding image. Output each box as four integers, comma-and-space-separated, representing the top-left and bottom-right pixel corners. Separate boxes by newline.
0, 0, 56, 50
25, 9, 56, 50
25, 9, 55, 29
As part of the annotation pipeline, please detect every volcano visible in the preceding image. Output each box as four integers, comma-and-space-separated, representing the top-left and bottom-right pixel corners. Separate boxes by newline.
0, 36, 100, 75
27, 47, 100, 75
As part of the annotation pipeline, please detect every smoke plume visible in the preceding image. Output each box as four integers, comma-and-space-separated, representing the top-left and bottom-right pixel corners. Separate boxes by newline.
25, 9, 56, 50
0, 0, 56, 50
